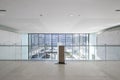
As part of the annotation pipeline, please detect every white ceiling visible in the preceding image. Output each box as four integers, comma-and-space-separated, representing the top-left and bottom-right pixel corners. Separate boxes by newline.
0, 0, 120, 33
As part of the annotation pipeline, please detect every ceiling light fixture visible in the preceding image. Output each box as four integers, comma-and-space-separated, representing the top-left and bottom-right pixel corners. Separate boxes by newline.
68, 13, 80, 17
69, 14, 74, 16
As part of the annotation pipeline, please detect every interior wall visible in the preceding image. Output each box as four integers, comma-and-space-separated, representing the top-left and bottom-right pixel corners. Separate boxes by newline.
97, 30, 120, 45
97, 30, 120, 60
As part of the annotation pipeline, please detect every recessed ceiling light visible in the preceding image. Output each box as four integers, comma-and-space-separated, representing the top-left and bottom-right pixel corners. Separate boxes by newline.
69, 14, 74, 16
68, 13, 80, 17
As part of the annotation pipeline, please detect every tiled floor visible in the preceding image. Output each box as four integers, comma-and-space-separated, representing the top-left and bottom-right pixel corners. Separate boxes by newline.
0, 61, 120, 80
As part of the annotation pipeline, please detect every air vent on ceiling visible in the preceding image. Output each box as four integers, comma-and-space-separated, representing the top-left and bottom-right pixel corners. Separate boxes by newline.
40, 14, 43, 16
0, 10, 7, 12
115, 9, 120, 12
0, 10, 7, 15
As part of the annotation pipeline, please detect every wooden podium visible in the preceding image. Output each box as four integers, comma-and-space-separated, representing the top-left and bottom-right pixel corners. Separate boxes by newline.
58, 46, 65, 64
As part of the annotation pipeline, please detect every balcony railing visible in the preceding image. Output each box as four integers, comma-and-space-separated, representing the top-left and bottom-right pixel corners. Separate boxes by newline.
0, 45, 120, 60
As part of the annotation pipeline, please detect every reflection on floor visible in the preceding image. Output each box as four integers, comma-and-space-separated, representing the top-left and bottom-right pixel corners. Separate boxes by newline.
0, 61, 120, 80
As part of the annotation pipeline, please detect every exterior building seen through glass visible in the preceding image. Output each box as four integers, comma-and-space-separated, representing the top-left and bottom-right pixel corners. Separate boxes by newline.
28, 33, 89, 60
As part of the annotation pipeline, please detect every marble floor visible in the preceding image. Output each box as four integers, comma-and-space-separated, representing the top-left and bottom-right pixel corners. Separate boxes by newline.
0, 61, 120, 80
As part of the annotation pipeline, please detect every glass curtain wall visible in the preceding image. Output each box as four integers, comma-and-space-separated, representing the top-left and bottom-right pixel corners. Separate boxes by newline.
28, 33, 89, 60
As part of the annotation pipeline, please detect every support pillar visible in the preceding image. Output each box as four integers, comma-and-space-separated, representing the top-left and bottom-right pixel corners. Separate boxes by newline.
58, 46, 65, 64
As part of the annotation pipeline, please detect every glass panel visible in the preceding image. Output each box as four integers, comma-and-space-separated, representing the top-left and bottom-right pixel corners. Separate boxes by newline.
59, 34, 65, 45
0, 46, 23, 60
45, 34, 51, 47
78, 46, 88, 60
39, 47, 45, 60
22, 34, 28, 60
66, 34, 72, 46
51, 47, 58, 60
79, 34, 89, 60
51, 34, 58, 60
31, 34, 35, 49
65, 46, 73, 60
34, 34, 38, 47
52, 34, 58, 47
96, 46, 105, 60
44, 34, 51, 60
30, 47, 45, 60
38, 34, 44, 47
0, 46, 15, 60
89, 46, 96, 60
73, 34, 79, 46
106, 46, 120, 60
45, 47, 51, 60
30, 33, 88, 60
15, 46, 22, 60
73, 47, 80, 60
31, 34, 38, 49
3, 33, 120, 61
89, 33, 96, 60
28, 33, 90, 61
80, 34, 88, 45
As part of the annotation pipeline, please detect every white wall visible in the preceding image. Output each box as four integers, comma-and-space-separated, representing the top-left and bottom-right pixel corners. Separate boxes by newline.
0, 30, 22, 60
97, 30, 120, 45
97, 30, 120, 60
